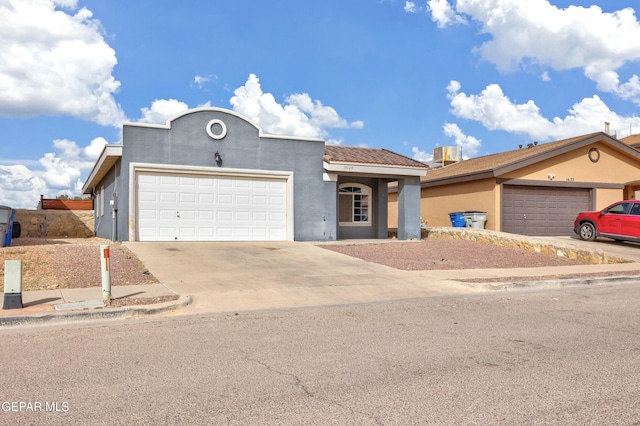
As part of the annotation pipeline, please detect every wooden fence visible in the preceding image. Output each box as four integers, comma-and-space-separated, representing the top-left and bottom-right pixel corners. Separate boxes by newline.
39, 196, 93, 211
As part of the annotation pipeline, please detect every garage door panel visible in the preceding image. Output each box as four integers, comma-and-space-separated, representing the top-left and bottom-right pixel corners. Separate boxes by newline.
159, 192, 177, 202
139, 191, 157, 202
234, 211, 251, 221
269, 212, 286, 222
216, 228, 233, 238
503, 185, 591, 236
270, 195, 285, 206
180, 210, 196, 220
253, 195, 268, 205
198, 211, 214, 220
180, 193, 196, 203
137, 172, 288, 241
217, 194, 233, 204
252, 212, 267, 221
197, 228, 214, 238
198, 194, 214, 204
138, 209, 157, 220
159, 176, 176, 185
158, 227, 177, 238
158, 209, 176, 220
178, 227, 196, 238
235, 195, 250, 204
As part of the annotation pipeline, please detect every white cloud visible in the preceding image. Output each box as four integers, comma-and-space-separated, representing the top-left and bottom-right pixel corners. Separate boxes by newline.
191, 74, 217, 89
440, 0, 640, 104
84, 137, 108, 159
412, 147, 433, 162
230, 74, 364, 139
0, 165, 47, 209
427, 0, 466, 27
443, 122, 481, 157
0, 0, 126, 126
447, 80, 553, 139
404, 2, 417, 13
447, 80, 640, 141
137, 99, 189, 124
193, 75, 211, 86
0, 137, 107, 208
541, 71, 551, 82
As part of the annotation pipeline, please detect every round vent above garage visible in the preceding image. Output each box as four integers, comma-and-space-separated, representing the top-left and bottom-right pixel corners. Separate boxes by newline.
206, 119, 227, 140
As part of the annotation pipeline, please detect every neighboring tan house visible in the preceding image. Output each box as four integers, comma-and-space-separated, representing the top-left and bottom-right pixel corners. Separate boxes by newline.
388, 132, 640, 236
621, 133, 640, 149
82, 107, 427, 242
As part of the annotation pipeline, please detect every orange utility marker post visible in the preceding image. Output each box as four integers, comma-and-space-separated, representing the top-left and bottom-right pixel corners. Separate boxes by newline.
101, 245, 111, 302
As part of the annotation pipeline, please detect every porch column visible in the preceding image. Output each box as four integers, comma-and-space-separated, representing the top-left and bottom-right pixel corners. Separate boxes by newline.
376, 179, 388, 239
397, 176, 421, 240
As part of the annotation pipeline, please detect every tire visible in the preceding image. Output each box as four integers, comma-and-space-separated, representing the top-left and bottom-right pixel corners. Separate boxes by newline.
578, 222, 596, 241
12, 221, 21, 238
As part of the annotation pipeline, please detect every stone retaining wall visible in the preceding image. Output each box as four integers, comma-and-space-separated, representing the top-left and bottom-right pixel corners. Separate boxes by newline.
423, 227, 609, 264
14, 209, 94, 238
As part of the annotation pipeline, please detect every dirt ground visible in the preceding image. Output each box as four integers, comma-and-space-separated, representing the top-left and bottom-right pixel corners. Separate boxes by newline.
319, 238, 640, 283
320, 238, 590, 270
0, 237, 158, 292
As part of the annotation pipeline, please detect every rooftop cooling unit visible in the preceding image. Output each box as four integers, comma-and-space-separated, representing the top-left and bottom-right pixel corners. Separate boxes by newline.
433, 146, 461, 165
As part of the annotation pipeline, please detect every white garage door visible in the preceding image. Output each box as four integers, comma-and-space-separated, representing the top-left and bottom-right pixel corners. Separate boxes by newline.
137, 172, 287, 241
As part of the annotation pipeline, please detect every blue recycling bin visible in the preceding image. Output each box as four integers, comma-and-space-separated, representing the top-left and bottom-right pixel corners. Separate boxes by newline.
448, 212, 466, 227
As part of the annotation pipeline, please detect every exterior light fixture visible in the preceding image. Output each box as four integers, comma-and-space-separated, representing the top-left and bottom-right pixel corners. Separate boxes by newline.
214, 151, 223, 167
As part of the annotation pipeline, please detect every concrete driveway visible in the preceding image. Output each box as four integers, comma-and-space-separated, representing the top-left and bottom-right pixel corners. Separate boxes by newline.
125, 238, 640, 315
541, 236, 640, 262
124, 241, 480, 314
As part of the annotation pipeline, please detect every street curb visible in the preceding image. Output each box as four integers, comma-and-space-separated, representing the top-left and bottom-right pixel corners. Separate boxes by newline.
0, 294, 192, 328
466, 275, 640, 291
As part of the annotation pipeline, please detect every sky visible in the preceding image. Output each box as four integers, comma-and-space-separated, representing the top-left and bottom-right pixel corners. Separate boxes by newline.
1, 0, 640, 208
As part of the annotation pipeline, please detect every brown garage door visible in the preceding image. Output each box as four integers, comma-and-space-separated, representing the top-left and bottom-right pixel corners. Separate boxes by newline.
502, 185, 592, 236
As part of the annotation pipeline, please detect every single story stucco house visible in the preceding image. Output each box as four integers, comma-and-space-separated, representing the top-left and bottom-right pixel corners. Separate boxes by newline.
388, 132, 640, 236
82, 108, 427, 242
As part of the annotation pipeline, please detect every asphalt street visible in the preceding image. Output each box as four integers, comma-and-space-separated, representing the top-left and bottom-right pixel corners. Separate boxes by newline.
1, 282, 639, 425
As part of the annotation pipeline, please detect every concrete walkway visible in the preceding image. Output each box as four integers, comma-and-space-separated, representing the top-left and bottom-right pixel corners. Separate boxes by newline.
2, 236, 640, 326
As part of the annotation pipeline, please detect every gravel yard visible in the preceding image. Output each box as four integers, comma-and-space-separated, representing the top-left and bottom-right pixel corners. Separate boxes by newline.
320, 239, 640, 282
319, 239, 589, 270
0, 237, 158, 292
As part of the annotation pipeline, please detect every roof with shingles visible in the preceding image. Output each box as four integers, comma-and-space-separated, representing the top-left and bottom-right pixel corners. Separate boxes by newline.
423, 132, 640, 185
621, 134, 640, 147
324, 145, 428, 168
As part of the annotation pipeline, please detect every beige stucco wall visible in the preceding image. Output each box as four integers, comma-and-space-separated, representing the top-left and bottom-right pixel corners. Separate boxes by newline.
389, 178, 498, 229
501, 142, 640, 183
421, 178, 498, 228
595, 188, 625, 211
14, 209, 95, 238
388, 190, 399, 228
